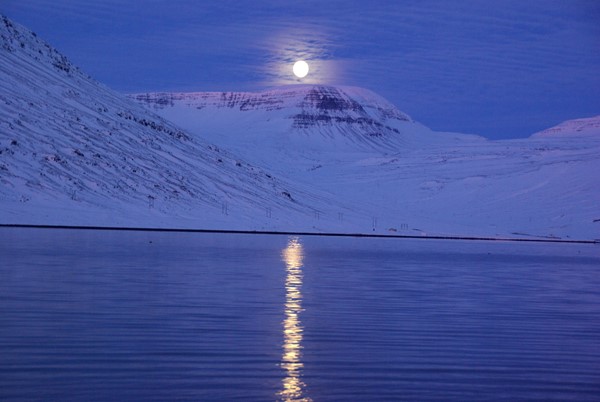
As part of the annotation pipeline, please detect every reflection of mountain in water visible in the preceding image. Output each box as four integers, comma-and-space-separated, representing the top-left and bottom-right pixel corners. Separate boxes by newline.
280, 237, 311, 402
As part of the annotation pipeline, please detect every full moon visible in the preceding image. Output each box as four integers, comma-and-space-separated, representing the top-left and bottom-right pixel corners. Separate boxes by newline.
293, 60, 309, 78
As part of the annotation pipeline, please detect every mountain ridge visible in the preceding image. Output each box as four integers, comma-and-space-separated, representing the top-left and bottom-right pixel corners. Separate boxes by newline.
133, 85, 412, 120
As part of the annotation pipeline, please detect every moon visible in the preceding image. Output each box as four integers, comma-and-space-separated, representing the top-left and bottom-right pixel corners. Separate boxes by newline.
293, 60, 309, 78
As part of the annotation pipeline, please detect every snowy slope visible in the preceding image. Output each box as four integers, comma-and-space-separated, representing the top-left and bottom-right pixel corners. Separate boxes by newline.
133, 88, 600, 240
0, 15, 363, 231
531, 115, 600, 138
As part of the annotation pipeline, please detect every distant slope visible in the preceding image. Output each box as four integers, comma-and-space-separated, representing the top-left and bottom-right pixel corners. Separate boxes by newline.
133, 88, 600, 240
531, 115, 600, 138
0, 15, 359, 231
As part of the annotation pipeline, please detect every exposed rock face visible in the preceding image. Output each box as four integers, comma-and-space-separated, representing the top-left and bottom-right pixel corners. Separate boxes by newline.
291, 86, 408, 138
133, 91, 287, 111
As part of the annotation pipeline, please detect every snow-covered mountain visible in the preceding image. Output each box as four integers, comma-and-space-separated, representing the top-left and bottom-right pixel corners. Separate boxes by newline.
132, 86, 411, 152
0, 15, 359, 231
2, 14, 598, 239
132, 88, 600, 240
131, 86, 481, 157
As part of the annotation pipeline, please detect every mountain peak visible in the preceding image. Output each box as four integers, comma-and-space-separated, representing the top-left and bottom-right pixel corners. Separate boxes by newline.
260, 84, 412, 121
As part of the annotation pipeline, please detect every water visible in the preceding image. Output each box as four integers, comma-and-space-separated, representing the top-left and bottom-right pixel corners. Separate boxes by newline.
1, 228, 599, 401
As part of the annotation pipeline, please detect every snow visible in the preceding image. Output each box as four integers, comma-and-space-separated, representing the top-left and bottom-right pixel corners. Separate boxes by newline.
131, 88, 600, 240
531, 115, 600, 138
1, 15, 599, 240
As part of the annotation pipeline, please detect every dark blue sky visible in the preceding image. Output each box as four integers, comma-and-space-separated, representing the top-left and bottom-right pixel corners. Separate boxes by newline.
3, 0, 599, 139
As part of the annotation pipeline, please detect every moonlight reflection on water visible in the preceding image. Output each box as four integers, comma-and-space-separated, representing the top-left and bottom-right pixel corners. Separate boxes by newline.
280, 237, 311, 402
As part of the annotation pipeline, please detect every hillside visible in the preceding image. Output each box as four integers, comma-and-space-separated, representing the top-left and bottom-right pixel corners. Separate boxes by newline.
0, 15, 359, 231
531, 115, 600, 138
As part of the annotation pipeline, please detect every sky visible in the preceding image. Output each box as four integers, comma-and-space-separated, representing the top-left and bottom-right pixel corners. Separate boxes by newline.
2, 0, 599, 139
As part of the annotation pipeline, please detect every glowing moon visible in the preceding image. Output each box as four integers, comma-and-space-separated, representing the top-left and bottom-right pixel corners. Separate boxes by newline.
293, 60, 309, 78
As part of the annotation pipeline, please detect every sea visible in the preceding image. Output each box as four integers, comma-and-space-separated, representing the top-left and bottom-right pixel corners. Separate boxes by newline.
1, 228, 599, 401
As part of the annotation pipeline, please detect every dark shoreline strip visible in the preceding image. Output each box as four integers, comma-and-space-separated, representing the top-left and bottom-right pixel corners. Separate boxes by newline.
0, 224, 597, 244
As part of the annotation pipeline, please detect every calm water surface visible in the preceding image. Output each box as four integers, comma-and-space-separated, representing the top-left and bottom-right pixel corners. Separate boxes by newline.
1, 228, 599, 401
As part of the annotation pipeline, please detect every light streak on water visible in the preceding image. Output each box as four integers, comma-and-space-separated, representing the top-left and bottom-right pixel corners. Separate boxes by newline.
279, 237, 312, 402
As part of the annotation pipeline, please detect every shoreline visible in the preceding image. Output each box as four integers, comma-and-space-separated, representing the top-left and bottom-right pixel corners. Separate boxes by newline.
1, 223, 597, 244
